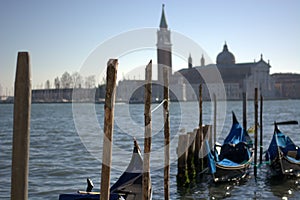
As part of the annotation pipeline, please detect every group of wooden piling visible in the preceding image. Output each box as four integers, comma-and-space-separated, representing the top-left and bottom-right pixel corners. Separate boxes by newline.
177, 84, 215, 186
177, 125, 213, 185
177, 87, 265, 185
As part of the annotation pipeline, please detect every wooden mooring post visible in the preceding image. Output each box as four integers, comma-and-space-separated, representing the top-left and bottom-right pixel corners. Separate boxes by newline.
201, 125, 212, 172
213, 93, 217, 145
187, 131, 196, 179
243, 92, 247, 131
163, 67, 170, 200
254, 88, 258, 178
100, 59, 118, 200
259, 94, 263, 165
177, 134, 190, 186
11, 52, 32, 200
143, 60, 152, 200
194, 84, 202, 171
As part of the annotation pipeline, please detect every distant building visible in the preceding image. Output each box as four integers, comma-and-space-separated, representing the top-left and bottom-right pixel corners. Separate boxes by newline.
31, 86, 106, 103
271, 73, 300, 99
179, 44, 275, 100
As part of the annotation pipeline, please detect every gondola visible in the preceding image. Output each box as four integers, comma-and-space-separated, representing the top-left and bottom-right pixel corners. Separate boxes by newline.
265, 121, 300, 177
59, 139, 151, 200
206, 112, 253, 182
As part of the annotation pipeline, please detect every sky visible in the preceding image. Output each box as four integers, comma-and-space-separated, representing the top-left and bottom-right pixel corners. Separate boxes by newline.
0, 0, 299, 95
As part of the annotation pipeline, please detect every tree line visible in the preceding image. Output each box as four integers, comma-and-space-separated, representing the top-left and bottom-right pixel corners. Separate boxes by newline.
44, 72, 97, 89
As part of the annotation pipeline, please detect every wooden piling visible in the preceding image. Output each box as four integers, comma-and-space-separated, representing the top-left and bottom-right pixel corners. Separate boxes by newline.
100, 59, 118, 200
177, 134, 190, 185
143, 60, 152, 200
242, 92, 247, 131
163, 67, 170, 200
259, 95, 263, 165
213, 93, 217, 145
254, 88, 258, 177
187, 131, 196, 178
194, 84, 202, 169
202, 125, 212, 171
11, 52, 31, 200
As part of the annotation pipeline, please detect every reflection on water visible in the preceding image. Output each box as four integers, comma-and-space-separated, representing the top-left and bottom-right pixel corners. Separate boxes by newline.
0, 100, 299, 199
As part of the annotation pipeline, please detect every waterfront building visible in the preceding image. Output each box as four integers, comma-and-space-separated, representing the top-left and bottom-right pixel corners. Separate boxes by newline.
179, 44, 275, 100
271, 73, 300, 99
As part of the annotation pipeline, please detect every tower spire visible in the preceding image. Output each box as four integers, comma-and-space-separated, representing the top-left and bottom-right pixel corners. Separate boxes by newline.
159, 4, 168, 28
188, 53, 193, 69
201, 54, 205, 66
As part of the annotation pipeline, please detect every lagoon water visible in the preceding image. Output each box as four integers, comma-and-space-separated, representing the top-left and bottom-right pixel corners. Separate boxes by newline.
1, 100, 300, 199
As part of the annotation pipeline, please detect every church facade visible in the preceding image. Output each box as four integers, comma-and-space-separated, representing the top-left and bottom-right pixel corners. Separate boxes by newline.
178, 43, 275, 100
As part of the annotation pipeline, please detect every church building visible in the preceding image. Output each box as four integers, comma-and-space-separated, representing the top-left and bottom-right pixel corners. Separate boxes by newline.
178, 42, 275, 100
116, 5, 275, 102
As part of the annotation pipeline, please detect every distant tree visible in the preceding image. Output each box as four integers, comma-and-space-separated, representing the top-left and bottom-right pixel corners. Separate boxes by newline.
61, 72, 72, 88
54, 77, 60, 89
85, 75, 96, 88
72, 72, 83, 88
45, 80, 51, 89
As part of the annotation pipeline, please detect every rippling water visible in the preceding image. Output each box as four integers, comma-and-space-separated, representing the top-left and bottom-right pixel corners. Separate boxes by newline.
1, 100, 300, 199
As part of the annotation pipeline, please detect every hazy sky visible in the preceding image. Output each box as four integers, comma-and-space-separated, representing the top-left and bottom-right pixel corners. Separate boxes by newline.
0, 0, 299, 94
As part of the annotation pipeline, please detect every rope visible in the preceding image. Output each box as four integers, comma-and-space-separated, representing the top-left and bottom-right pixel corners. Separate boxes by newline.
151, 99, 167, 113
251, 161, 271, 168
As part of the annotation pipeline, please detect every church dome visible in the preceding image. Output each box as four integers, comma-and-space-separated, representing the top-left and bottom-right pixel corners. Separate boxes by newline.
216, 43, 235, 65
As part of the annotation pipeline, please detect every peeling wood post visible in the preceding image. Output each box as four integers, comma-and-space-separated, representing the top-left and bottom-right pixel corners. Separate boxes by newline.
100, 59, 118, 200
259, 95, 263, 165
143, 60, 152, 200
163, 67, 170, 200
213, 93, 217, 145
177, 134, 189, 186
203, 125, 212, 169
254, 88, 258, 178
187, 131, 196, 178
243, 92, 247, 131
11, 52, 31, 200
195, 84, 202, 170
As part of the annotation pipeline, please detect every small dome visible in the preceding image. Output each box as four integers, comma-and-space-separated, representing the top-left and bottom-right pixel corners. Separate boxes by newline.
216, 43, 235, 65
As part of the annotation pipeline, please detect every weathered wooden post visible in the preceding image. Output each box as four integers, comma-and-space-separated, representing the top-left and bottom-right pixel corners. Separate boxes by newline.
187, 131, 196, 178
11, 52, 31, 200
100, 59, 118, 200
259, 94, 263, 165
213, 93, 217, 145
243, 92, 247, 131
202, 125, 212, 170
195, 84, 202, 170
163, 67, 170, 200
143, 60, 152, 200
177, 134, 190, 186
254, 88, 258, 178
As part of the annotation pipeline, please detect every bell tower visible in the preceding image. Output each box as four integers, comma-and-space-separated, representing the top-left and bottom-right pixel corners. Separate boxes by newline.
157, 4, 172, 84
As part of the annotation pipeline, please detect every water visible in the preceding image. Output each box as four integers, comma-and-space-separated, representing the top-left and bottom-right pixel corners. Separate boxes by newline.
1, 100, 300, 199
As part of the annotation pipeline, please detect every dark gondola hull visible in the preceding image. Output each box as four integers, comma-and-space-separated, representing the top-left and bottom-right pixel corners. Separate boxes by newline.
213, 158, 252, 182
269, 154, 300, 177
